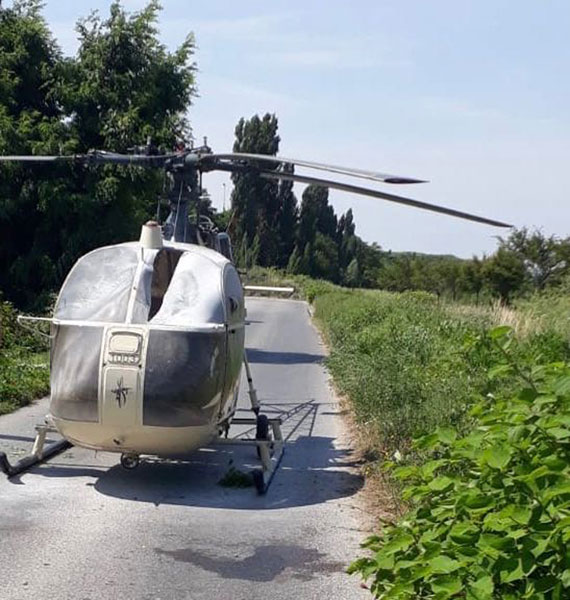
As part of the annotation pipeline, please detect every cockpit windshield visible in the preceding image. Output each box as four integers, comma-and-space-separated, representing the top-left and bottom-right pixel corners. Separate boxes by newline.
54, 246, 139, 323
54, 244, 226, 326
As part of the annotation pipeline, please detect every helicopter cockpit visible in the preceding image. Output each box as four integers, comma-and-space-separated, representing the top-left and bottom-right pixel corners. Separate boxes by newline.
49, 233, 245, 452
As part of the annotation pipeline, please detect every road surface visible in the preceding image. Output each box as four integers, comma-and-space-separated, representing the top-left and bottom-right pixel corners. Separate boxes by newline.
0, 298, 369, 600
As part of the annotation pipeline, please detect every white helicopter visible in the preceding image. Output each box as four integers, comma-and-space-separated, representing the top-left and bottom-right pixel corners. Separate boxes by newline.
0, 140, 511, 492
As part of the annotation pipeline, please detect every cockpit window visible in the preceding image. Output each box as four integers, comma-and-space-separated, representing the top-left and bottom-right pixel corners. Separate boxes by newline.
55, 244, 226, 326
148, 248, 184, 320
54, 246, 139, 322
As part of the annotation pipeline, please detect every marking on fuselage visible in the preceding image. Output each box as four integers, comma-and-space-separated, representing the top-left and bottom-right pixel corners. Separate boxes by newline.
111, 377, 131, 408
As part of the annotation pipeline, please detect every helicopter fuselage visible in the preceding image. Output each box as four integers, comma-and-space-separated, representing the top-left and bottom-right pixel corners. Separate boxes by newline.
49, 234, 245, 457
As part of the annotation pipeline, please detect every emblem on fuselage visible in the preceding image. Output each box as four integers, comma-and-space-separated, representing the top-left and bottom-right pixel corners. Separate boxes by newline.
111, 377, 131, 408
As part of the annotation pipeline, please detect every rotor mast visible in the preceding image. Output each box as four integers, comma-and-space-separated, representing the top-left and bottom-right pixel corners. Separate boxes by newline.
162, 137, 211, 243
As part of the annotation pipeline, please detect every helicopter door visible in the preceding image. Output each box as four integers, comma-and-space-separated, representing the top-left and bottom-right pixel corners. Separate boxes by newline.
100, 328, 146, 428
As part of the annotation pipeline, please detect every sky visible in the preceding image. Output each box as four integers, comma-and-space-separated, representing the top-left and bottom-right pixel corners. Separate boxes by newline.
20, 0, 570, 257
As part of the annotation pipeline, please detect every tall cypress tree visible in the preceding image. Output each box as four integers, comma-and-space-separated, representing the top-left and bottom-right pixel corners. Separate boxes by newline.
293, 184, 339, 280
230, 113, 280, 267
276, 163, 298, 267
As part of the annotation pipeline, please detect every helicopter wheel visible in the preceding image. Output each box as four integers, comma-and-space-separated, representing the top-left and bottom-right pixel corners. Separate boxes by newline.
255, 414, 272, 459
120, 453, 140, 470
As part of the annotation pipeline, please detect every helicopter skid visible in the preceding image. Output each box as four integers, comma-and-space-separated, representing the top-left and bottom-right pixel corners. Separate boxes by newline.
0, 423, 71, 478
1, 416, 284, 494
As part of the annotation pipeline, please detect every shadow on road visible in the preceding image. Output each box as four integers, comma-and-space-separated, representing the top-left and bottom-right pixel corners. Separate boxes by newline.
90, 433, 363, 510
4, 399, 364, 510
246, 348, 324, 365
154, 543, 345, 582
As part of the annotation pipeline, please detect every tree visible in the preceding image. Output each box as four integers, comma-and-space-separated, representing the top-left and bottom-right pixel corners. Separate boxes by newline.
462, 256, 484, 304
500, 228, 569, 290
345, 257, 361, 288
357, 241, 383, 288
276, 163, 298, 268
64, 1, 195, 151
483, 248, 527, 304
0, 0, 71, 308
312, 232, 339, 281
292, 184, 340, 280
377, 254, 415, 292
0, 1, 197, 309
230, 113, 280, 267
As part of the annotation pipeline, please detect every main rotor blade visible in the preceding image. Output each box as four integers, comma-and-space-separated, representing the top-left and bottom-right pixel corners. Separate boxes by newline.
0, 151, 180, 167
258, 170, 512, 228
208, 153, 426, 185
0, 155, 75, 162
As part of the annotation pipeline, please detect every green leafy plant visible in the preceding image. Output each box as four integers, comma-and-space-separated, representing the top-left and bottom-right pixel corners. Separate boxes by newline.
0, 297, 49, 415
218, 466, 254, 488
349, 326, 570, 599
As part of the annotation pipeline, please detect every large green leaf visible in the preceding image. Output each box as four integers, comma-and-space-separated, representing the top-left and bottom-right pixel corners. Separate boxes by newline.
511, 505, 533, 525
497, 555, 524, 583
431, 574, 462, 596
436, 426, 457, 445
554, 376, 570, 396
467, 575, 494, 599
450, 522, 480, 545
381, 533, 415, 556
483, 444, 512, 470
428, 476, 454, 492
429, 555, 462, 574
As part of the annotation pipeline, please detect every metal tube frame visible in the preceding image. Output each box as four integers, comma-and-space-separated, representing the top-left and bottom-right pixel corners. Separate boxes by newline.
215, 416, 285, 494
0, 423, 71, 478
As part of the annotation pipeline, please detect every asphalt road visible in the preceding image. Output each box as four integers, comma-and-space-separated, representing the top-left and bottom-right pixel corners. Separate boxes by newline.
0, 298, 369, 600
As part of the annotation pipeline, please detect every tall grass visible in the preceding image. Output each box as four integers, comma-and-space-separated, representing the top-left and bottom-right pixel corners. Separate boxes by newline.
311, 287, 570, 459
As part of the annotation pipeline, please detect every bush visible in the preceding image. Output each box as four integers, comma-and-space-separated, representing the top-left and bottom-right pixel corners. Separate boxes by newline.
0, 297, 49, 415
349, 327, 570, 599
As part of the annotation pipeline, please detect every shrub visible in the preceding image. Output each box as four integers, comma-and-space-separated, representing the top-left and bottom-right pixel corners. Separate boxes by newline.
0, 297, 49, 414
349, 327, 570, 599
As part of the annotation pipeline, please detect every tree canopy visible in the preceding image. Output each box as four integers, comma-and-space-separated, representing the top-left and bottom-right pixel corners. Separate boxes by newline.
0, 0, 196, 309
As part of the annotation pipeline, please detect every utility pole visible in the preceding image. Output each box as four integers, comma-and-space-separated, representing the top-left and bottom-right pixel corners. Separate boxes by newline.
222, 182, 226, 212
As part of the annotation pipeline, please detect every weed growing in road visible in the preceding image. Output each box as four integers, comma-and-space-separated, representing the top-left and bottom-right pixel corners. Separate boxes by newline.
218, 466, 254, 488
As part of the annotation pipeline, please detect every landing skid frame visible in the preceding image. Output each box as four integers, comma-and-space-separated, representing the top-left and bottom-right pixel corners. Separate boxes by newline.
0, 422, 71, 478
215, 416, 285, 494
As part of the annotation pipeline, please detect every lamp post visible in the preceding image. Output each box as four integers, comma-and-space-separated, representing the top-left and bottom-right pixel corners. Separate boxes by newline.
222, 182, 226, 212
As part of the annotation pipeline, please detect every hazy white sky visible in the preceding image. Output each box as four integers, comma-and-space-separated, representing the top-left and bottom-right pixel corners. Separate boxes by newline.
23, 0, 570, 257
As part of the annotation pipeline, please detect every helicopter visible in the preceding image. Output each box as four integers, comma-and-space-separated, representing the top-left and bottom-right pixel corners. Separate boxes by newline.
0, 139, 512, 492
